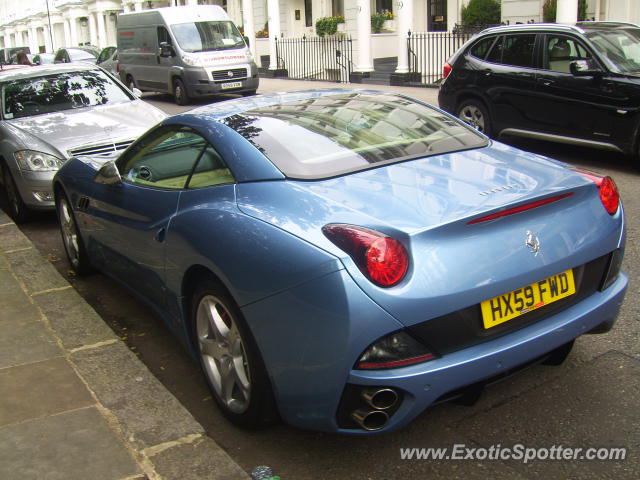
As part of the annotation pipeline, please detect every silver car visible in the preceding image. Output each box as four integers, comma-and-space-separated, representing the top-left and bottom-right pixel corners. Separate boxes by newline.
0, 63, 167, 222
97, 46, 118, 76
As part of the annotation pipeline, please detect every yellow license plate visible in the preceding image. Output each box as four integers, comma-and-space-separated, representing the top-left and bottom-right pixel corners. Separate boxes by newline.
480, 269, 576, 329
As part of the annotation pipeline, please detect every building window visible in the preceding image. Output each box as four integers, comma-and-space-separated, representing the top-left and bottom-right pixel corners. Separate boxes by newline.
375, 0, 392, 14
428, 0, 447, 32
332, 0, 344, 17
304, 0, 313, 27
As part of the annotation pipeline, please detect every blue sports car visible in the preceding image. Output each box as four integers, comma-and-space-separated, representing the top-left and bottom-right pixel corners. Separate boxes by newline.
54, 90, 627, 433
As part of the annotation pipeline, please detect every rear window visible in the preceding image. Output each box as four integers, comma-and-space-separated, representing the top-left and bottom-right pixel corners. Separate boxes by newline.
222, 92, 487, 179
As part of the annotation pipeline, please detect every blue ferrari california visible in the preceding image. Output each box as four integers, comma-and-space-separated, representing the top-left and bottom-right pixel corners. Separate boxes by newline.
54, 90, 627, 433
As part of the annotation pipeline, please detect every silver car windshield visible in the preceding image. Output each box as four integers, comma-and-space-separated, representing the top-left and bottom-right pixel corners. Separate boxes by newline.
2, 69, 132, 120
223, 92, 487, 179
170, 21, 245, 52
586, 28, 640, 73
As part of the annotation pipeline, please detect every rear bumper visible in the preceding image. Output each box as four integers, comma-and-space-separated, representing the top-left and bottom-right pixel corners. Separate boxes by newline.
342, 271, 627, 434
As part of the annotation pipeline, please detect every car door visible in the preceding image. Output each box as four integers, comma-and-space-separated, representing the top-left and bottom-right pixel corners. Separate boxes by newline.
82, 125, 210, 310
479, 33, 540, 134
534, 33, 628, 143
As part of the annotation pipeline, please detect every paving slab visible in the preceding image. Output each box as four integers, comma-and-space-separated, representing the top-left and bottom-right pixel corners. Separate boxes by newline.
33, 287, 117, 350
149, 435, 250, 480
0, 317, 62, 368
455, 351, 640, 480
0, 356, 94, 427
0, 407, 141, 480
0, 224, 30, 253
4, 248, 69, 294
71, 340, 204, 450
0, 268, 41, 325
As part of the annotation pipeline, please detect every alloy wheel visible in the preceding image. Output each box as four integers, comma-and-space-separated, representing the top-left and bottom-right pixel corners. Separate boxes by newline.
59, 196, 80, 269
458, 104, 486, 133
196, 295, 251, 414
3, 168, 20, 218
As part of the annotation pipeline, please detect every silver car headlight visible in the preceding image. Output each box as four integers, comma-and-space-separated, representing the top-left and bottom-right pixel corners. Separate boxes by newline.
14, 150, 65, 171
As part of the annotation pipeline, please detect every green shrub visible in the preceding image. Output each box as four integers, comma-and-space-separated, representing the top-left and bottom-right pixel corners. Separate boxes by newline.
461, 0, 501, 25
371, 12, 387, 33
315, 16, 344, 37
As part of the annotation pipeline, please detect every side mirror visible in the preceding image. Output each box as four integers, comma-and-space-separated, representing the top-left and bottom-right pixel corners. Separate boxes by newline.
158, 42, 174, 57
95, 161, 122, 185
243, 35, 250, 47
570, 59, 601, 76
132, 87, 143, 98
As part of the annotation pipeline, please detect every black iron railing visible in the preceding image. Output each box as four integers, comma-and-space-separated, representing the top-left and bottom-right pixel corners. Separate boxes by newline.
407, 31, 473, 85
275, 35, 353, 83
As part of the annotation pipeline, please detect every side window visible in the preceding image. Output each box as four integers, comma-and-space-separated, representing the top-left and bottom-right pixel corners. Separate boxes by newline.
545, 35, 593, 73
158, 26, 172, 45
485, 36, 504, 63
186, 145, 235, 189
97, 47, 114, 63
501, 34, 536, 68
470, 36, 496, 60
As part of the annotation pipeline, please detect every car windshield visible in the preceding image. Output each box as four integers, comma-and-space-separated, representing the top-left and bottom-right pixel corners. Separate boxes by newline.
170, 20, 245, 52
1, 69, 132, 119
223, 92, 487, 179
586, 28, 640, 73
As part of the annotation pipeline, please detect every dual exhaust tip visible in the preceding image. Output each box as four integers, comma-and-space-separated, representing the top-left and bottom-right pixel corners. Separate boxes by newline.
351, 388, 399, 431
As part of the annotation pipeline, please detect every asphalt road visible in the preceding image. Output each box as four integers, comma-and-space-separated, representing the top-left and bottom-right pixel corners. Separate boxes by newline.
8, 81, 640, 479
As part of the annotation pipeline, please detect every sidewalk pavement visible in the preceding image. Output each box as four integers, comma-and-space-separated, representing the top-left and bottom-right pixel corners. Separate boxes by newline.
0, 207, 249, 480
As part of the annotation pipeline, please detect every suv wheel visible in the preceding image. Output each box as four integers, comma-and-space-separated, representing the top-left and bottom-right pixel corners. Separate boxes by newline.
457, 100, 492, 137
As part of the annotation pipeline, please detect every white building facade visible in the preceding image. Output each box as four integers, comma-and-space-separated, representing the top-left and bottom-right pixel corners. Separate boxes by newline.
0, 0, 638, 75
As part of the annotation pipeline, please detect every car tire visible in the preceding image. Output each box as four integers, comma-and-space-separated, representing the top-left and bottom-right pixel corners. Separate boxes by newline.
173, 78, 190, 106
126, 75, 136, 92
457, 99, 493, 137
191, 277, 278, 428
57, 192, 92, 276
2, 163, 31, 223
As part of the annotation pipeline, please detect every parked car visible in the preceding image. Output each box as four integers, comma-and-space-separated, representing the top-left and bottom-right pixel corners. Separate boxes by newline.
54, 89, 627, 433
97, 46, 118, 76
0, 46, 30, 64
9, 52, 35, 65
53, 46, 101, 64
0, 63, 166, 222
438, 22, 640, 161
32, 52, 56, 65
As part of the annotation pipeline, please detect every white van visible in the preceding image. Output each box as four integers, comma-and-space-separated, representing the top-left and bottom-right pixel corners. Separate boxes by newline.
117, 5, 258, 105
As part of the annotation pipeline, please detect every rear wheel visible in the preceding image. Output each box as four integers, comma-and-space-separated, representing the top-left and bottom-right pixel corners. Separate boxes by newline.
173, 78, 190, 106
457, 99, 492, 137
192, 277, 277, 428
126, 75, 136, 92
57, 192, 92, 275
2, 163, 31, 223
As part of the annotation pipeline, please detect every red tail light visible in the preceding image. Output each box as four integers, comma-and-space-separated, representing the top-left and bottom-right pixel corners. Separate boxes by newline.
442, 62, 452, 80
116, 63, 120, 73
573, 169, 620, 215
322, 224, 409, 287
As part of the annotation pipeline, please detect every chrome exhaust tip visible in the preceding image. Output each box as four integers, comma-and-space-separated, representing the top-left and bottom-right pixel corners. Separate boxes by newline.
361, 388, 399, 410
351, 409, 389, 431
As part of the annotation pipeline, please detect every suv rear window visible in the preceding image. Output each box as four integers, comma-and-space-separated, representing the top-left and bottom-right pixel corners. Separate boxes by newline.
470, 36, 496, 59
222, 92, 487, 180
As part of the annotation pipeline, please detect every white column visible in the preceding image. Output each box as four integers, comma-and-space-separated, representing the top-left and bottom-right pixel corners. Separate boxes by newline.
97, 12, 107, 49
69, 17, 79, 46
4, 30, 13, 48
63, 20, 71, 46
43, 25, 53, 53
556, 0, 578, 23
242, 0, 256, 58
89, 13, 98, 46
395, 0, 413, 73
29, 27, 38, 53
106, 13, 117, 46
355, 0, 373, 72
594, 0, 601, 20
267, 0, 281, 70
134, 2, 143, 11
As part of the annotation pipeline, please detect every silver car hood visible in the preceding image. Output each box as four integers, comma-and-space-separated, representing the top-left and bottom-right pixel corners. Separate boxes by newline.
8, 100, 166, 158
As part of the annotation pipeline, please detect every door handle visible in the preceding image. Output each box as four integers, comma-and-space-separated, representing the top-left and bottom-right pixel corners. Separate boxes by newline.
482, 69, 492, 77
154, 227, 166, 243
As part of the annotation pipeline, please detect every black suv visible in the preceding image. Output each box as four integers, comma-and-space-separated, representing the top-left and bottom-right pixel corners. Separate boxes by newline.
438, 22, 640, 160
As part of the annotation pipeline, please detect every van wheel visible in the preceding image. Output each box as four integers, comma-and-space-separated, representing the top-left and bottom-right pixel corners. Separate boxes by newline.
173, 78, 190, 106
457, 99, 492, 137
126, 75, 136, 92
